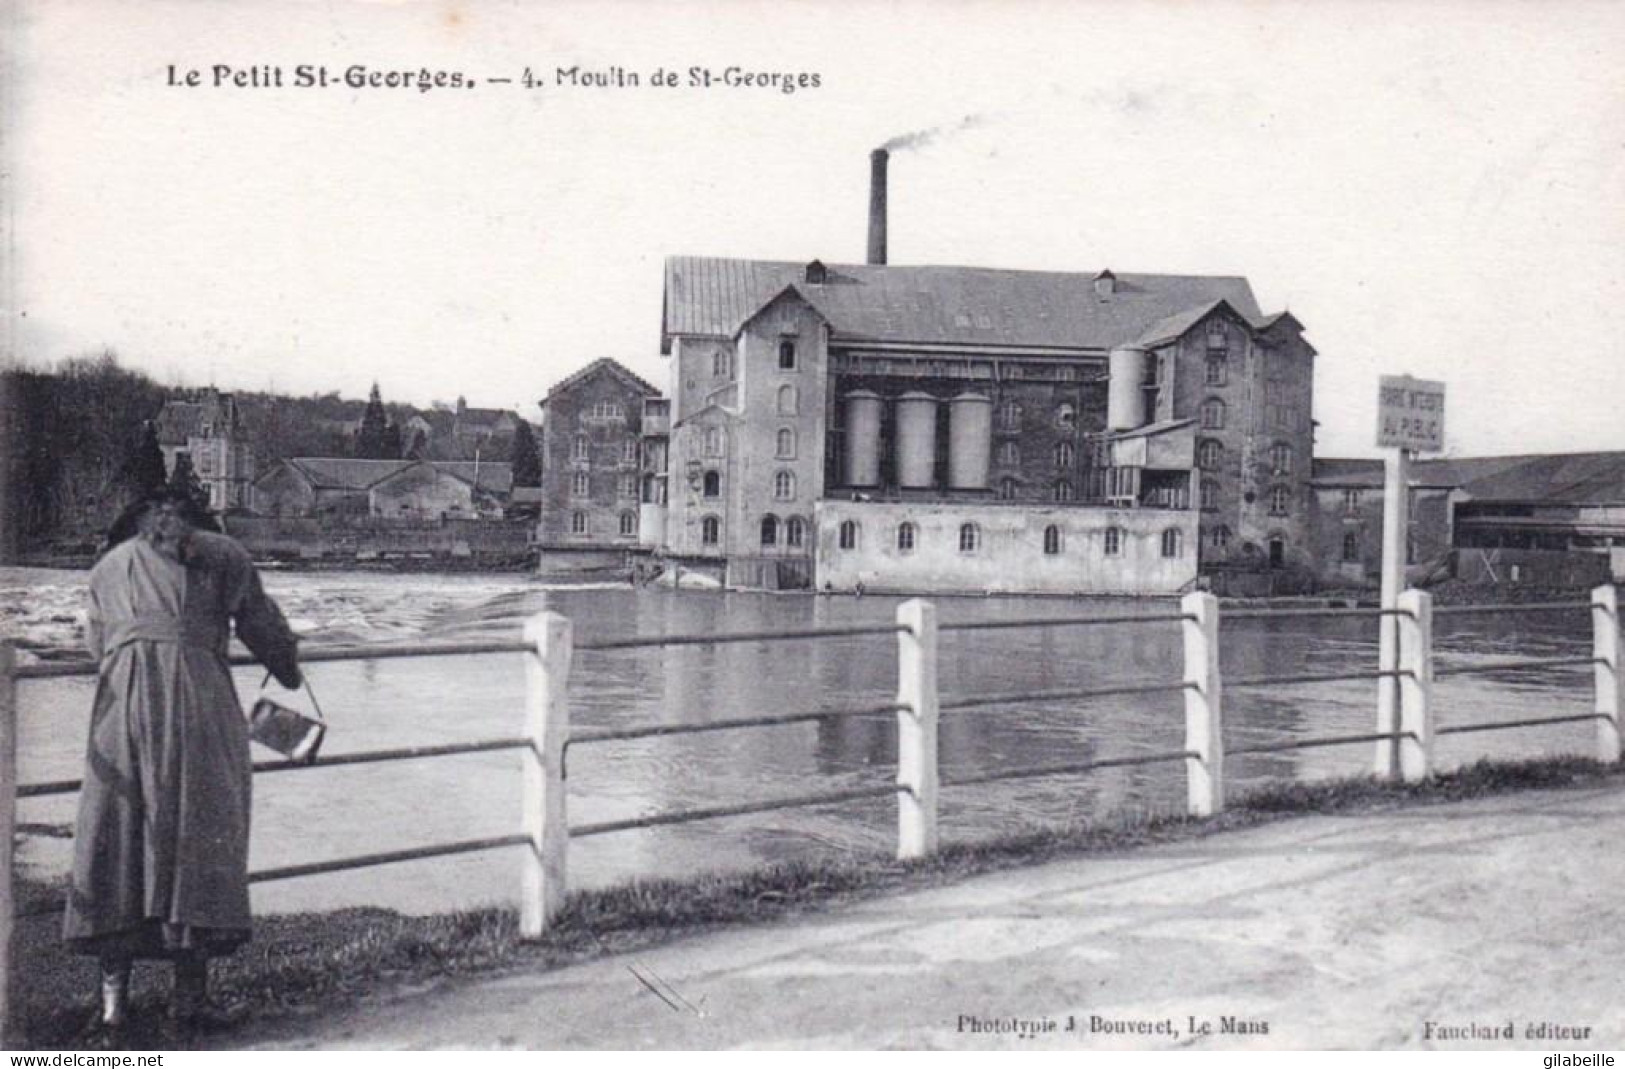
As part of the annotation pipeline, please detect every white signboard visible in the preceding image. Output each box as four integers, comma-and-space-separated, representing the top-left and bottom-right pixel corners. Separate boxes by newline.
1376, 375, 1446, 452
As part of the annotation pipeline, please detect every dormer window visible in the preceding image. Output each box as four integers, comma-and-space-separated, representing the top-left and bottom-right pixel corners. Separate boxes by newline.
804, 260, 827, 285
1093, 269, 1115, 297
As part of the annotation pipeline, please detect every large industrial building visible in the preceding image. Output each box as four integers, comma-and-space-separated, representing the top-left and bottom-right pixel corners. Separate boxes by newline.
630, 149, 1317, 594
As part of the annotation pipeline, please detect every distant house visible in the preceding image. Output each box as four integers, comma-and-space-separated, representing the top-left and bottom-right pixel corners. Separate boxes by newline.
535, 358, 661, 550
153, 389, 256, 512
254, 458, 514, 520
451, 397, 521, 447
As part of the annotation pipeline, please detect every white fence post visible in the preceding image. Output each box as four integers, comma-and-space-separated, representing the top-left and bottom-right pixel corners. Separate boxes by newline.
521, 612, 571, 938
1593, 584, 1623, 764
1396, 589, 1434, 783
1, 643, 15, 1047
896, 599, 939, 860
1181, 592, 1224, 817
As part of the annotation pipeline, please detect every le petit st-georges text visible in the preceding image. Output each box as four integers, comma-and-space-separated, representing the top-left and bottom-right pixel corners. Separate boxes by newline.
166, 62, 822, 95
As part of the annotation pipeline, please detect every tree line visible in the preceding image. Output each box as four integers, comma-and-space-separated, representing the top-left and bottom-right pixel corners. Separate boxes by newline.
1, 353, 541, 560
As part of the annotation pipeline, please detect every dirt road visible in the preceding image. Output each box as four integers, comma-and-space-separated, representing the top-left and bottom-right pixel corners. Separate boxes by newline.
237, 785, 1625, 1050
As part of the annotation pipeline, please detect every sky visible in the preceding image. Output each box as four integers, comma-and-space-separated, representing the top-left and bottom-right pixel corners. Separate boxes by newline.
4, 0, 1623, 458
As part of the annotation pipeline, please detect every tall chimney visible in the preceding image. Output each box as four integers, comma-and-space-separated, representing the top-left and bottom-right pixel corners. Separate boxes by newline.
867, 148, 888, 265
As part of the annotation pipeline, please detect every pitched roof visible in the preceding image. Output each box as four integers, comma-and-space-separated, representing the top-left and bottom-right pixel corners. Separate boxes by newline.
1439, 452, 1625, 506
543, 357, 661, 404
153, 391, 241, 445
1133, 299, 1235, 348
1308, 458, 1460, 490
663, 256, 1265, 352
1310, 453, 1625, 502
433, 460, 514, 494
284, 458, 412, 490
276, 458, 513, 494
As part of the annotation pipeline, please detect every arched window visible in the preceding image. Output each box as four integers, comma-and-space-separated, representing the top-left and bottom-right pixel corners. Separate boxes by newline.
1053, 480, 1074, 502
777, 384, 798, 415
1054, 441, 1074, 467
999, 399, 1021, 429
838, 520, 859, 550
774, 470, 795, 500
1104, 527, 1123, 557
619, 511, 638, 537
1270, 442, 1293, 475
760, 514, 779, 547
703, 470, 721, 498
1200, 398, 1226, 430
570, 511, 588, 535
1161, 528, 1182, 558
897, 522, 917, 553
958, 523, 980, 554
703, 427, 723, 457
701, 515, 720, 546
786, 516, 805, 548
776, 428, 796, 458
572, 471, 590, 497
1043, 525, 1062, 555
999, 441, 1020, 467
1269, 485, 1291, 516
1342, 531, 1360, 562
998, 477, 1019, 500
1200, 479, 1219, 512
1210, 524, 1231, 550
1205, 354, 1228, 386
778, 337, 797, 371
1198, 439, 1224, 471
1056, 403, 1076, 428
573, 434, 589, 461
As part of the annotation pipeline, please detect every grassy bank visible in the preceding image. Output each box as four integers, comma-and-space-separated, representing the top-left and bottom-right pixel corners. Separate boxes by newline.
10, 754, 1623, 1049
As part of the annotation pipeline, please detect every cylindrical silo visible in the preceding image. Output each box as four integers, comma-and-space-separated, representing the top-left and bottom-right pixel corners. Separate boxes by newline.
844, 389, 882, 487
947, 392, 993, 490
894, 392, 938, 489
1107, 346, 1149, 430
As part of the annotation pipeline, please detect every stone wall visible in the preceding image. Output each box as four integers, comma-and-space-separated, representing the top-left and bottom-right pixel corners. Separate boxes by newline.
814, 500, 1199, 595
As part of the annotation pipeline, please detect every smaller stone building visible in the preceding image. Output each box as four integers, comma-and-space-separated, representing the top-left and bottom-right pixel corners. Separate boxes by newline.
253, 458, 512, 519
535, 358, 661, 550
1307, 459, 1457, 588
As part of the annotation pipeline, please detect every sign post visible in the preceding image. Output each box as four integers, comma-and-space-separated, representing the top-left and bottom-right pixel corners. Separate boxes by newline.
1374, 375, 1445, 778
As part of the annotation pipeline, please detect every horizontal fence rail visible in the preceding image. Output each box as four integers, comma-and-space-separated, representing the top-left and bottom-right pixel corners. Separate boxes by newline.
4, 581, 1622, 1046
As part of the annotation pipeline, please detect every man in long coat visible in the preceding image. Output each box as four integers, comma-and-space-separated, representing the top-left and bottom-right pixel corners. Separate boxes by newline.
64, 491, 301, 1035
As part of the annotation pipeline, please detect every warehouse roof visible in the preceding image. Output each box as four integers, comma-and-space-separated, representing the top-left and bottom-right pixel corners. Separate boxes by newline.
662, 256, 1270, 352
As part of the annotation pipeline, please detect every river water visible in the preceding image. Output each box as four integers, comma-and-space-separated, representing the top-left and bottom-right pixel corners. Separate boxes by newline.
2, 566, 1599, 917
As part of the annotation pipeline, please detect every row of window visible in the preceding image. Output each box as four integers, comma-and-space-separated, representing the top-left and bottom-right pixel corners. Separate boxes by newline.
573, 436, 641, 464
831, 520, 1184, 559
692, 514, 810, 549
570, 472, 641, 499
696, 469, 798, 501
709, 337, 801, 379
569, 510, 639, 537
1196, 440, 1295, 477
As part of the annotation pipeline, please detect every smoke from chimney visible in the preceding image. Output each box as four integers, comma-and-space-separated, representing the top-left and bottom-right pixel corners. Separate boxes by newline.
867, 149, 888, 265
